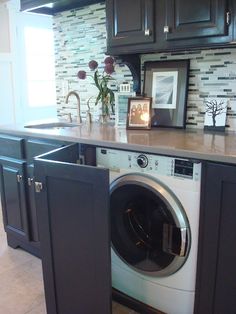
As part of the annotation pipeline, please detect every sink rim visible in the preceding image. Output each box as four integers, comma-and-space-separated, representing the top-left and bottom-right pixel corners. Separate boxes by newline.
24, 121, 81, 129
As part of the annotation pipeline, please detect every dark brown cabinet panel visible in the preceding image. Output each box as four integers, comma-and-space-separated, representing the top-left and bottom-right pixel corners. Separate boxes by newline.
26, 164, 39, 244
0, 133, 66, 257
34, 144, 111, 314
106, 0, 233, 54
165, 0, 228, 41
0, 158, 29, 240
195, 162, 236, 314
107, 0, 154, 48
25, 139, 62, 163
0, 135, 24, 159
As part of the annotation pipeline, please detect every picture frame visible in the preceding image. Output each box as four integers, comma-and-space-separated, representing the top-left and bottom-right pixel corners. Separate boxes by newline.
143, 59, 190, 128
204, 98, 228, 132
115, 91, 136, 127
126, 97, 152, 130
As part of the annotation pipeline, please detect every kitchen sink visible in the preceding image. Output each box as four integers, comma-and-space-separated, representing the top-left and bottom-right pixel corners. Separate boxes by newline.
24, 122, 81, 129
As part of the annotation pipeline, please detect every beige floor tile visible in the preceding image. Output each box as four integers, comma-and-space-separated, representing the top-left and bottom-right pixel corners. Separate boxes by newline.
0, 207, 137, 314
113, 302, 139, 314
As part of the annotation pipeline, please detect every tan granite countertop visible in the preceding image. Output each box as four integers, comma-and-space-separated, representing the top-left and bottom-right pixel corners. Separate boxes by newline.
1, 121, 236, 164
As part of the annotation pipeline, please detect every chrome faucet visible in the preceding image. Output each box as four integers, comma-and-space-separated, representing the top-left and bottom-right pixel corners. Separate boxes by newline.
65, 91, 82, 124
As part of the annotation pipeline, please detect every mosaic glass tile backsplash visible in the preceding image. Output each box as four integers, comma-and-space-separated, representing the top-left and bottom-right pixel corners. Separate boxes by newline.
53, 3, 236, 130
53, 3, 133, 122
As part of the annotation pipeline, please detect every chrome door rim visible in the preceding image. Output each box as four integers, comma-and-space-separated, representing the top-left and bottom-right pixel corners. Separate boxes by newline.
110, 173, 191, 277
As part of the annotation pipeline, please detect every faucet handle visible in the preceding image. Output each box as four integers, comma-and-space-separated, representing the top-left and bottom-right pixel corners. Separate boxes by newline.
62, 113, 72, 123
77, 115, 82, 124
67, 113, 72, 123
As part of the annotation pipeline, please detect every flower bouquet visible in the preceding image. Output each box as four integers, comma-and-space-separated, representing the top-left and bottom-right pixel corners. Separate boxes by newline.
77, 57, 115, 120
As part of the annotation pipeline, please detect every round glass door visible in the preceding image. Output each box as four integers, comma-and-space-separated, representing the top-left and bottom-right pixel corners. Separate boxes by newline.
110, 174, 190, 276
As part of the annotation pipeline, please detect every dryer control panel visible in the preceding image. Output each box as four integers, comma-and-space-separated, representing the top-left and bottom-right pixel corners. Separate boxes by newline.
96, 147, 201, 181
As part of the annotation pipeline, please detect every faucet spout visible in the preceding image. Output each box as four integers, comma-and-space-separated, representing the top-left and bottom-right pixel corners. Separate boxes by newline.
65, 91, 82, 124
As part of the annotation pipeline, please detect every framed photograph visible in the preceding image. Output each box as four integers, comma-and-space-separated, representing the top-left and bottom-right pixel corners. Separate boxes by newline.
126, 97, 152, 130
115, 91, 136, 127
143, 59, 190, 128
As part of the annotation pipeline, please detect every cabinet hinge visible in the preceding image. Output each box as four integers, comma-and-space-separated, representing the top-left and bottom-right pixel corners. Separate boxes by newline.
35, 182, 43, 193
16, 175, 23, 183
226, 11, 231, 26
28, 177, 34, 186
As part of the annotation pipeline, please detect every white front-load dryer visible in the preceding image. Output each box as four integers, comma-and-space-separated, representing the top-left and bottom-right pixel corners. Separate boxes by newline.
96, 147, 201, 314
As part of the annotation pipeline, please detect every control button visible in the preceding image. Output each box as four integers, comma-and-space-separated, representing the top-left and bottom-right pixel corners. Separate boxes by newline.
137, 154, 148, 168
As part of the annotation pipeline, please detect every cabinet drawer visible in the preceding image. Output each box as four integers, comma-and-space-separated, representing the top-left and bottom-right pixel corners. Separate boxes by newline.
0, 135, 24, 159
25, 139, 64, 162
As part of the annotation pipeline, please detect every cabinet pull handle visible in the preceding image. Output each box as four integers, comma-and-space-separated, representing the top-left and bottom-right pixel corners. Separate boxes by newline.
144, 29, 151, 36
226, 11, 231, 26
164, 25, 170, 33
16, 175, 23, 183
35, 182, 43, 193
28, 177, 34, 186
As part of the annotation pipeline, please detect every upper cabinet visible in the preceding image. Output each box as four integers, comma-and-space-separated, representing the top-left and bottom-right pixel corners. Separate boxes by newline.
165, 0, 227, 41
106, 0, 154, 47
20, 0, 104, 15
106, 0, 233, 55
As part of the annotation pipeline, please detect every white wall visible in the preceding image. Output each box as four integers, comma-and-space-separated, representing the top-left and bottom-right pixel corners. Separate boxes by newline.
0, 56, 15, 124
0, 1, 17, 125
0, 0, 57, 125
0, 5, 10, 53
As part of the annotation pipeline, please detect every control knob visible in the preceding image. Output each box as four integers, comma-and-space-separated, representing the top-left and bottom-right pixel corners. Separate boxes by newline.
137, 154, 148, 168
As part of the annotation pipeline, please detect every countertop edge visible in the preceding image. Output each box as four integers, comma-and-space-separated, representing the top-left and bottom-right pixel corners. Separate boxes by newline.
0, 125, 236, 165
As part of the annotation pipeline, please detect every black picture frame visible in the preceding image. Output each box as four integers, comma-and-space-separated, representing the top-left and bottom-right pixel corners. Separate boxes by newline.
143, 59, 190, 129
126, 97, 152, 130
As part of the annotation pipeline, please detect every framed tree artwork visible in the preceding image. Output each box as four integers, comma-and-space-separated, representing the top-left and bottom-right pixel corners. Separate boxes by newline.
204, 98, 228, 132
143, 59, 190, 128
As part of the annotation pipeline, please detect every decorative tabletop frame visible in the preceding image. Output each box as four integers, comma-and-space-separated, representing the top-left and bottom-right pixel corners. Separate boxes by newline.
143, 59, 190, 128
126, 97, 152, 130
115, 91, 136, 127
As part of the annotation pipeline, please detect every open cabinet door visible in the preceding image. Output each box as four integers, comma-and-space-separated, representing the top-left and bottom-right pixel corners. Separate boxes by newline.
34, 144, 111, 314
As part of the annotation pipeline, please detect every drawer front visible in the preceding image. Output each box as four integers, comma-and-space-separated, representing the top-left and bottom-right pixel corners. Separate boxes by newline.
25, 139, 64, 162
0, 135, 24, 159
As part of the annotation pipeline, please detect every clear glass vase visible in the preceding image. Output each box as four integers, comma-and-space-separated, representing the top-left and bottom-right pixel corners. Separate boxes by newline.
99, 114, 109, 124
99, 100, 110, 124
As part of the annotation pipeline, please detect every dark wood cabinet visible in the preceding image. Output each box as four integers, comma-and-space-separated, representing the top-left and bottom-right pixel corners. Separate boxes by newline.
0, 134, 65, 257
26, 164, 40, 244
106, 0, 233, 55
165, 0, 228, 41
34, 144, 111, 314
0, 158, 29, 241
107, 0, 154, 48
195, 162, 236, 314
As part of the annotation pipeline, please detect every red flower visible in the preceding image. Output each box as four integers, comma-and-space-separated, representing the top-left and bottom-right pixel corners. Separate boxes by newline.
104, 56, 114, 65
104, 63, 114, 75
88, 60, 98, 70
77, 70, 86, 80
76, 59, 115, 114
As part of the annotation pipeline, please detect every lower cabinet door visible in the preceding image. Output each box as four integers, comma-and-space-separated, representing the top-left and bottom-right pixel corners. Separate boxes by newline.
195, 162, 236, 314
0, 158, 29, 240
26, 164, 40, 243
34, 144, 111, 314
